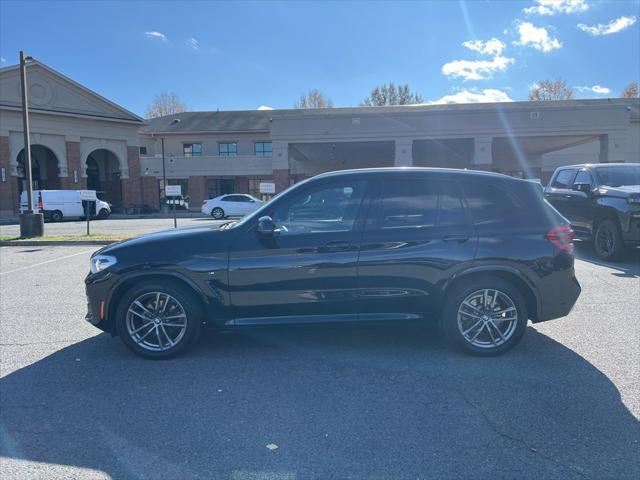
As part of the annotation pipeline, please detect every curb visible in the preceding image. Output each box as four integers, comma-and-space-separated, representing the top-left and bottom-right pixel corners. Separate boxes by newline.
0, 240, 114, 247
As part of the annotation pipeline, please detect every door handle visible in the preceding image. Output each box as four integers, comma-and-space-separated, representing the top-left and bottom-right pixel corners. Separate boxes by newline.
319, 241, 352, 252
442, 235, 469, 243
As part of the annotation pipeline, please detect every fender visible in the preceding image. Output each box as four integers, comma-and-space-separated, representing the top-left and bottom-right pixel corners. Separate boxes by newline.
103, 268, 214, 334
440, 264, 542, 320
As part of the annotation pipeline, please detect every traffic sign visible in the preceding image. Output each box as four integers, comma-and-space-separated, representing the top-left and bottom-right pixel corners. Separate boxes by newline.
259, 182, 276, 194
166, 185, 182, 197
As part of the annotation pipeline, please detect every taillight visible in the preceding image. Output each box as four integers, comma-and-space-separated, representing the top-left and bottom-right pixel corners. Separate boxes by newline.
546, 225, 574, 252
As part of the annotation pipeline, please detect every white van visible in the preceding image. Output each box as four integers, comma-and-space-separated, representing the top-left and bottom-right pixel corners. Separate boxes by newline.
20, 190, 111, 222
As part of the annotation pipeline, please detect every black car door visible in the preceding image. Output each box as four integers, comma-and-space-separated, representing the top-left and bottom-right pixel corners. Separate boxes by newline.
227, 177, 370, 323
545, 168, 578, 220
568, 169, 596, 236
357, 174, 477, 319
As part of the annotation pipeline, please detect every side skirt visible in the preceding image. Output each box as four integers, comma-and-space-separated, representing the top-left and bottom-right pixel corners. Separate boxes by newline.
224, 312, 424, 327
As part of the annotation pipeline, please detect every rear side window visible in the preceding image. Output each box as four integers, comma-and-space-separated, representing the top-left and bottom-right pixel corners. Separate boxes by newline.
552, 169, 577, 188
462, 182, 518, 223
369, 178, 466, 230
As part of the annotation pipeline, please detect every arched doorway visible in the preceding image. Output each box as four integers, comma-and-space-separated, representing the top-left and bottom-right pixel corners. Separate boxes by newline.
17, 145, 60, 194
86, 149, 123, 210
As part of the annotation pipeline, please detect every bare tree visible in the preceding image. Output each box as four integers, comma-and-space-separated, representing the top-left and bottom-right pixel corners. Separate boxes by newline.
145, 92, 188, 118
528, 79, 574, 101
621, 82, 639, 98
293, 89, 333, 109
362, 83, 424, 106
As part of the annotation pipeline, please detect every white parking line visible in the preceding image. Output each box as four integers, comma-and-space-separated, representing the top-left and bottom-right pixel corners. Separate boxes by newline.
0, 249, 94, 276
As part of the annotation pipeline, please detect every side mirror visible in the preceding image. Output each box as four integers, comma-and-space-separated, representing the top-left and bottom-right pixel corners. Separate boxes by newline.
572, 183, 592, 195
256, 216, 276, 235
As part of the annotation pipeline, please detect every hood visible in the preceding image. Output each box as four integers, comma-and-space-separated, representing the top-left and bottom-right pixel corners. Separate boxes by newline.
598, 185, 640, 197
99, 225, 218, 255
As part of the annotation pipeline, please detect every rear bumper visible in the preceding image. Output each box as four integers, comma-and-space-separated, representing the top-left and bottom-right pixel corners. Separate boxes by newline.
532, 254, 582, 323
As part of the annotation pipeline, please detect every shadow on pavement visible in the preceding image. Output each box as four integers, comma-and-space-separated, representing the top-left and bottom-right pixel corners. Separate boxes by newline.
1, 325, 638, 479
574, 242, 640, 278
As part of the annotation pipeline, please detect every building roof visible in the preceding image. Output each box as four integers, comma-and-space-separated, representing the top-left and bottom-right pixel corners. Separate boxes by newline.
140, 98, 640, 135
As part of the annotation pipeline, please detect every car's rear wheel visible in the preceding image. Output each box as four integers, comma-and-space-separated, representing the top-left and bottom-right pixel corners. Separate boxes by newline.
115, 281, 202, 359
211, 207, 225, 219
50, 210, 63, 222
441, 277, 527, 356
594, 218, 624, 261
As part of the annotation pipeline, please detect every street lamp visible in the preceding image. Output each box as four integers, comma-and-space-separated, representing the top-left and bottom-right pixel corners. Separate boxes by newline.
18, 51, 44, 238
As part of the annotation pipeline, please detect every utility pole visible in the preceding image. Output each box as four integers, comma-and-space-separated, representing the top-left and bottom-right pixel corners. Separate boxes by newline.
161, 137, 167, 213
18, 51, 44, 238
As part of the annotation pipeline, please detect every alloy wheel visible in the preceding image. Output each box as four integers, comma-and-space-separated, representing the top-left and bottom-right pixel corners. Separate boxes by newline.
456, 289, 518, 349
126, 292, 188, 352
596, 225, 614, 257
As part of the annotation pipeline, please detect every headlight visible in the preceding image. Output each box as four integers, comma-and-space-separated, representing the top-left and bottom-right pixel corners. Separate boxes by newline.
627, 197, 640, 205
90, 255, 117, 274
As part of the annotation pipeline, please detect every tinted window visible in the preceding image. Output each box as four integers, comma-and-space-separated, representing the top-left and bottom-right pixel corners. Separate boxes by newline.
462, 182, 518, 223
370, 178, 465, 230
552, 169, 577, 188
574, 170, 594, 187
596, 165, 640, 187
219, 142, 237, 156
272, 180, 367, 235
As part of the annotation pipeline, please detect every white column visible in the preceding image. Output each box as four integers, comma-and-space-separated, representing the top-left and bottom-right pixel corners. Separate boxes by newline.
394, 139, 413, 167
599, 132, 628, 163
472, 136, 493, 168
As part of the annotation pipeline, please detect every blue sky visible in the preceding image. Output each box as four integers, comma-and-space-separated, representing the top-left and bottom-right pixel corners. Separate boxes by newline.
1, 0, 639, 116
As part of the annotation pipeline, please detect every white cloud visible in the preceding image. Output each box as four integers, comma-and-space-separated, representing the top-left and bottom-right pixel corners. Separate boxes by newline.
144, 31, 167, 42
576, 85, 611, 95
524, 0, 589, 16
186, 38, 200, 50
442, 56, 514, 81
514, 21, 562, 52
430, 89, 514, 104
462, 38, 506, 56
0, 57, 6, 64
577, 16, 637, 36
257, 105, 274, 110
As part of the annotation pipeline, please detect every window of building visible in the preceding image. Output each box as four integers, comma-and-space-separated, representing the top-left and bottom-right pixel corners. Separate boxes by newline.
552, 169, 577, 189
254, 142, 272, 157
207, 178, 235, 198
219, 142, 237, 156
183, 143, 203, 157
139, 146, 147, 155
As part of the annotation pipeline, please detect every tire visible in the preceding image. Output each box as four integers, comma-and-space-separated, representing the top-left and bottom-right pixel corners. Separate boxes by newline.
594, 218, 624, 261
440, 276, 528, 356
211, 207, 225, 219
50, 210, 63, 222
115, 280, 203, 359
97, 209, 110, 220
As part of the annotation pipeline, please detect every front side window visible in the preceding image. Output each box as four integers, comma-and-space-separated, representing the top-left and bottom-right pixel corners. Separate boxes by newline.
183, 143, 202, 157
219, 142, 238, 156
255, 142, 272, 157
369, 178, 465, 230
271, 180, 367, 235
552, 169, 577, 189
574, 170, 594, 187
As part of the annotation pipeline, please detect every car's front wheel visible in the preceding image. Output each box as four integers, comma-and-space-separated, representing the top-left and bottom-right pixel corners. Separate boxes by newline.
441, 277, 527, 356
211, 207, 225, 219
97, 208, 110, 220
115, 281, 202, 359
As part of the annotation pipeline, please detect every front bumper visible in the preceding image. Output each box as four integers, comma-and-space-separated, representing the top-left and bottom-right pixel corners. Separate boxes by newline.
622, 211, 640, 246
85, 271, 117, 334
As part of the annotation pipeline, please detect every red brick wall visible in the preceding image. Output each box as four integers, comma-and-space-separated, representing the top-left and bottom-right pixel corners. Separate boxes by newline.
273, 169, 290, 193
121, 146, 142, 208
235, 177, 249, 194
0, 135, 19, 215
141, 176, 160, 210
64, 141, 86, 190
188, 176, 206, 210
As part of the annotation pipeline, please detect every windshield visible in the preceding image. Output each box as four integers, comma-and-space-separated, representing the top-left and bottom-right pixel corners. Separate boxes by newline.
596, 166, 640, 187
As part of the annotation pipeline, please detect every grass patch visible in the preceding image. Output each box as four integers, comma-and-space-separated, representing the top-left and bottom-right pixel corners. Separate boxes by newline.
0, 233, 133, 242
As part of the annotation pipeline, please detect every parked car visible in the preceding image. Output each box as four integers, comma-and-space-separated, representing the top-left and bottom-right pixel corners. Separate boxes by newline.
20, 189, 111, 221
201, 194, 264, 219
86, 168, 581, 359
544, 163, 640, 260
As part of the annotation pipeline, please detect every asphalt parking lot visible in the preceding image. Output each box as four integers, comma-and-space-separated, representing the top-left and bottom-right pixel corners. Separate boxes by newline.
0, 216, 225, 238
0, 242, 638, 479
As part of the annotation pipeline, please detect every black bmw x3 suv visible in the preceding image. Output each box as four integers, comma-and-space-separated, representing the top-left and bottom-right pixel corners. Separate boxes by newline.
86, 168, 581, 358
